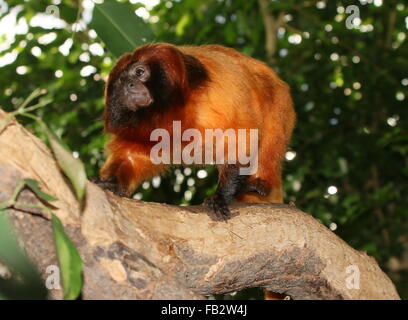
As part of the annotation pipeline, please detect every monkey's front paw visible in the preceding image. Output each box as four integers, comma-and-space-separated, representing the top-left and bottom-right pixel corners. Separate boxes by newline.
91, 177, 128, 197
91, 177, 115, 190
203, 194, 231, 221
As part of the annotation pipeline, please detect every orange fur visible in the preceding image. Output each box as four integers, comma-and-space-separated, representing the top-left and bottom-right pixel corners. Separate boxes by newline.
101, 43, 296, 204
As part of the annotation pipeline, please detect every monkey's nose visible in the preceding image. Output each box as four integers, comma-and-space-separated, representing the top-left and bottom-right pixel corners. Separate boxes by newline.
127, 82, 137, 93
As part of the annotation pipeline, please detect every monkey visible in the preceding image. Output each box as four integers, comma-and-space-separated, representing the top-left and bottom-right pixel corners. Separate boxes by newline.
98, 43, 295, 221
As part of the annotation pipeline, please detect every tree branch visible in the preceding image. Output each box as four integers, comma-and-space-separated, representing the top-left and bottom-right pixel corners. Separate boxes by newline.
257, 0, 285, 64
0, 110, 400, 300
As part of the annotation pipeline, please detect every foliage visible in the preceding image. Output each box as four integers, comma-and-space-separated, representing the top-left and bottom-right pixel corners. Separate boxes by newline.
90, 0, 153, 57
51, 213, 83, 300
0, 0, 407, 299
0, 179, 83, 300
0, 209, 48, 300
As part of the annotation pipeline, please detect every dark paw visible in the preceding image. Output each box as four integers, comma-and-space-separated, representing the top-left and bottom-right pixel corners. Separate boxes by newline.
203, 194, 231, 221
244, 178, 269, 196
91, 177, 127, 197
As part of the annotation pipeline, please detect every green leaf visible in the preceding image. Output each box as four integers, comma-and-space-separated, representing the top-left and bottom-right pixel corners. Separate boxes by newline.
59, 5, 78, 24
51, 214, 82, 300
90, 0, 155, 57
176, 13, 190, 36
24, 178, 58, 202
46, 129, 87, 205
0, 210, 48, 299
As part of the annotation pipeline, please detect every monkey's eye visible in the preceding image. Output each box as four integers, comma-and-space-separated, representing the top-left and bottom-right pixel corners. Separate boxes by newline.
135, 67, 145, 77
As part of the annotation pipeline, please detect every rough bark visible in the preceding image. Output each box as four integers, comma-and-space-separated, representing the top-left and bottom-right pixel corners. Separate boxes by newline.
0, 110, 400, 300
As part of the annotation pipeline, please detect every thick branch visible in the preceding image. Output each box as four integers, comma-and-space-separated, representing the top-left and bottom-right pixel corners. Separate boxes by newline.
0, 110, 400, 300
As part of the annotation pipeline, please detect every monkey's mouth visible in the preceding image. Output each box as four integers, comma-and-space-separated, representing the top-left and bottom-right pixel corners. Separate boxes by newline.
121, 96, 154, 111
134, 96, 153, 108
110, 99, 153, 113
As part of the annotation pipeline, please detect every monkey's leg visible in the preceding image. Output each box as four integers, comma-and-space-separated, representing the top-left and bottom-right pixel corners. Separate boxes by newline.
98, 157, 128, 196
238, 133, 286, 203
204, 164, 247, 221
100, 153, 164, 197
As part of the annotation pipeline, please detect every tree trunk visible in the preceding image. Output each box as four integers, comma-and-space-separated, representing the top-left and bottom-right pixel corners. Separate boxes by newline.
0, 110, 400, 300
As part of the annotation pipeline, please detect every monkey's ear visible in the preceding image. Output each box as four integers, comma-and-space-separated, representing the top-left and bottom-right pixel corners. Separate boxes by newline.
182, 54, 209, 89
134, 44, 208, 91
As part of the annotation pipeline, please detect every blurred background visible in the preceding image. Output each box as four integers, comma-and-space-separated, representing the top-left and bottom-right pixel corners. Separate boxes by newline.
0, 0, 407, 299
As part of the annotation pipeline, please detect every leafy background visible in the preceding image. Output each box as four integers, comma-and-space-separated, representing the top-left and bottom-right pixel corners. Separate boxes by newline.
0, 0, 407, 299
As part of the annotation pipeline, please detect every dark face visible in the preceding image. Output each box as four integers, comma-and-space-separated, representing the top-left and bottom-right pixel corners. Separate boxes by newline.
105, 46, 208, 131
110, 62, 153, 111
106, 58, 177, 129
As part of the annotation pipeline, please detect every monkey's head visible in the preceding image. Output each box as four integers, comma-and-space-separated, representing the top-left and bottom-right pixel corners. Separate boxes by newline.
104, 43, 208, 131
110, 61, 153, 110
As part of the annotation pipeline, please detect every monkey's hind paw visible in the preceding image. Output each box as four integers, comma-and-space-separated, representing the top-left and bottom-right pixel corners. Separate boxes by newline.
203, 194, 231, 221
244, 178, 269, 196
